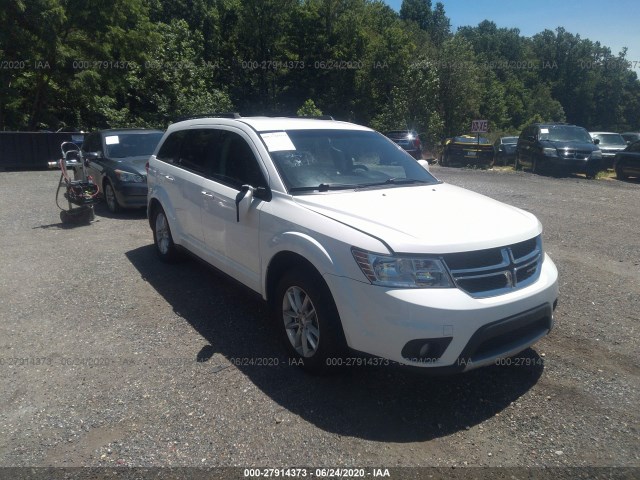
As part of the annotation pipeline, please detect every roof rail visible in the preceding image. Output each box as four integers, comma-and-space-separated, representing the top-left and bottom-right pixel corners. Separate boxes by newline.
175, 112, 242, 122
288, 115, 335, 121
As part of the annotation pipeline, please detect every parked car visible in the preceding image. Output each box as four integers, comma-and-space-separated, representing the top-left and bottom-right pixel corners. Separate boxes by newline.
494, 136, 519, 166
613, 140, 640, 180
79, 129, 164, 213
384, 130, 423, 159
621, 132, 640, 144
439, 135, 494, 167
147, 115, 558, 374
589, 132, 627, 168
516, 123, 602, 178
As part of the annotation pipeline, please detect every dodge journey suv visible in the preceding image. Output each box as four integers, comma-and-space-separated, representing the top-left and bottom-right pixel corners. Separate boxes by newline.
147, 115, 559, 373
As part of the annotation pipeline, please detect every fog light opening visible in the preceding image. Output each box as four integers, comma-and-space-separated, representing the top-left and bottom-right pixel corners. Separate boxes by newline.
401, 337, 453, 363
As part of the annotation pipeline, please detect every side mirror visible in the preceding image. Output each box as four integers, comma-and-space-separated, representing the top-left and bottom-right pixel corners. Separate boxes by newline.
593, 138, 600, 145
235, 184, 272, 221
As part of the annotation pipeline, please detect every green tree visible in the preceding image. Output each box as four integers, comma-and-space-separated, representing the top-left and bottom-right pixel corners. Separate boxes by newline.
297, 99, 323, 117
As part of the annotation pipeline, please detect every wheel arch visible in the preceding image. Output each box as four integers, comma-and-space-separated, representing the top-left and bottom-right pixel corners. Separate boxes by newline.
265, 251, 323, 307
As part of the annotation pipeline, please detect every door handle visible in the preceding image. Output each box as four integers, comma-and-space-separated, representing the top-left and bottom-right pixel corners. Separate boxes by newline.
164, 175, 174, 181
201, 191, 214, 198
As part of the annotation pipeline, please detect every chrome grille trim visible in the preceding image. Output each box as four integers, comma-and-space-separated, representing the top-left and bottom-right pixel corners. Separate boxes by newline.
444, 236, 543, 298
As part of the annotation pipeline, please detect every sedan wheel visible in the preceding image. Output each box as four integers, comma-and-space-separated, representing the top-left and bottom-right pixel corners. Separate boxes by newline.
104, 181, 121, 213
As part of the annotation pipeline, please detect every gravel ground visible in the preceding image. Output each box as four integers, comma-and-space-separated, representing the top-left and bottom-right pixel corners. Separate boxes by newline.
0, 168, 638, 478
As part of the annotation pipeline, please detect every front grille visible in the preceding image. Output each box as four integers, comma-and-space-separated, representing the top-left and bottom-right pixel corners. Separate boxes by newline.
559, 149, 591, 160
443, 236, 543, 298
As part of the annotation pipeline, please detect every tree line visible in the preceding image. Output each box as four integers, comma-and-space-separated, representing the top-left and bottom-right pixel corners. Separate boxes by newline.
1, 0, 639, 147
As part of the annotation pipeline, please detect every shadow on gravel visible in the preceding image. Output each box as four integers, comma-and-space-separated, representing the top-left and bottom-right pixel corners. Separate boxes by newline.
126, 245, 544, 443
92, 202, 148, 220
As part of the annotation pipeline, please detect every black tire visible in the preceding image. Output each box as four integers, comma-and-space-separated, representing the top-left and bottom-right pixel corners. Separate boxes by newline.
531, 157, 539, 174
514, 154, 522, 171
103, 180, 121, 213
616, 167, 628, 180
151, 206, 179, 263
274, 268, 347, 374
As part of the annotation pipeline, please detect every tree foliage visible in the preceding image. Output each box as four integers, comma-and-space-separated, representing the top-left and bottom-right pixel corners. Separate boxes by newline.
1, 0, 638, 137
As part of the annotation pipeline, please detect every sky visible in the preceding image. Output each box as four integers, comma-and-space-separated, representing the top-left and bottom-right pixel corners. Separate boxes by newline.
385, 0, 640, 72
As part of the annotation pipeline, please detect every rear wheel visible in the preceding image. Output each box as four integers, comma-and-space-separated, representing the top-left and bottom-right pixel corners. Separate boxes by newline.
274, 268, 346, 374
152, 206, 178, 263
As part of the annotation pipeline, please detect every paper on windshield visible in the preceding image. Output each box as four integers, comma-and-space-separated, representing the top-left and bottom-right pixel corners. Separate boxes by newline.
105, 135, 120, 145
261, 132, 295, 152
540, 128, 549, 134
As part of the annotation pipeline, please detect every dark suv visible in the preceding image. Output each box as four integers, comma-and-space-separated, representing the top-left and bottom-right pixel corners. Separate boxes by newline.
516, 123, 603, 178
384, 130, 423, 159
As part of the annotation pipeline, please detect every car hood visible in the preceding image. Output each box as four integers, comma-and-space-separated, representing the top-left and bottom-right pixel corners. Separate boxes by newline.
107, 156, 149, 175
293, 183, 541, 254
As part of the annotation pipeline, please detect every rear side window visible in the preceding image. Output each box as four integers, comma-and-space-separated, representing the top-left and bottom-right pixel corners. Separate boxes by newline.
157, 129, 219, 175
156, 131, 186, 165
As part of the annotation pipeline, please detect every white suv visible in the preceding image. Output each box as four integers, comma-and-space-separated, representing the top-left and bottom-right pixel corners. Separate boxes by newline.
147, 115, 558, 373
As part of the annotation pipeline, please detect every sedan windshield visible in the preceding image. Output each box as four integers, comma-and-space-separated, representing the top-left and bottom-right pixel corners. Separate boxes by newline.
266, 130, 438, 192
591, 133, 626, 146
105, 132, 164, 158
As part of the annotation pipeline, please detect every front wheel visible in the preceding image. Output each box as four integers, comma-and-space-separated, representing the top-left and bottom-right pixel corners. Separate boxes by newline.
514, 154, 522, 171
104, 180, 121, 213
616, 166, 628, 180
274, 268, 347, 374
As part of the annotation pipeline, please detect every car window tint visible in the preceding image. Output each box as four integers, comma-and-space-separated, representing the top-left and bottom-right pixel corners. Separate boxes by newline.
177, 129, 218, 174
630, 141, 640, 153
212, 131, 265, 189
156, 131, 186, 164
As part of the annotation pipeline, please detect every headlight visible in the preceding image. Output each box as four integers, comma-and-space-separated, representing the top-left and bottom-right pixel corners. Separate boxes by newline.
114, 169, 145, 183
542, 147, 558, 157
590, 150, 602, 159
352, 248, 453, 288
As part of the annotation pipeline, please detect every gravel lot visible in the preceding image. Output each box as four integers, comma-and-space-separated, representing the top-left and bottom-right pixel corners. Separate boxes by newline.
0, 167, 638, 478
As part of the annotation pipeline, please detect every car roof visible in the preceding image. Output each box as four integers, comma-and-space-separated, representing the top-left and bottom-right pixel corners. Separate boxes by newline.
167, 116, 371, 133
96, 129, 164, 135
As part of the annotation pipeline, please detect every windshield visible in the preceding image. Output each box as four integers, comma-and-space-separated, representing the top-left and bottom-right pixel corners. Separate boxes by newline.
265, 130, 438, 192
539, 126, 592, 143
502, 137, 518, 144
105, 132, 164, 158
591, 133, 626, 146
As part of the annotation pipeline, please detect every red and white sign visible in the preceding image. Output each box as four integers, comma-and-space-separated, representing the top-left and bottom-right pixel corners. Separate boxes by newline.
471, 120, 488, 133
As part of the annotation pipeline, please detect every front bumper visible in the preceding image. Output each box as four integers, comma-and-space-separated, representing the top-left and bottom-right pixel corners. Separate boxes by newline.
325, 254, 558, 371
114, 182, 148, 208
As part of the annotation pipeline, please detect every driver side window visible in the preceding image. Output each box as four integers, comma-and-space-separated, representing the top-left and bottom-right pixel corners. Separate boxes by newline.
210, 131, 266, 189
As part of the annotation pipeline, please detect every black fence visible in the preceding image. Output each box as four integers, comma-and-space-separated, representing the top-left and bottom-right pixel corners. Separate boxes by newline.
0, 132, 84, 170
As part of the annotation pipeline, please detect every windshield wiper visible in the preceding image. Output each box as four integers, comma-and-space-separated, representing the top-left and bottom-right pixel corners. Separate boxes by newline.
289, 183, 359, 193
357, 178, 428, 189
